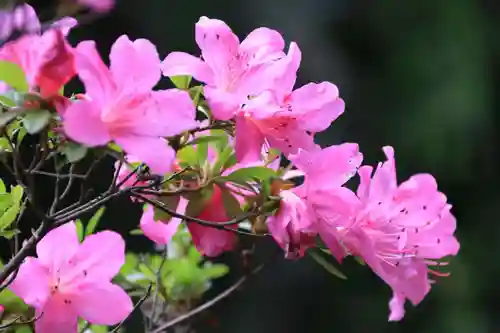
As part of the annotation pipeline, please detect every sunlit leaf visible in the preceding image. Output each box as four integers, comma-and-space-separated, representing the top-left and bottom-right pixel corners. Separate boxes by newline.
176, 145, 197, 167
0, 61, 28, 92
22, 110, 51, 134
308, 250, 347, 280
10, 185, 23, 204
188, 246, 202, 264
0, 202, 20, 230
89, 325, 109, 333
86, 207, 105, 235
189, 85, 203, 106
202, 262, 229, 279
185, 135, 226, 147
15, 325, 33, 333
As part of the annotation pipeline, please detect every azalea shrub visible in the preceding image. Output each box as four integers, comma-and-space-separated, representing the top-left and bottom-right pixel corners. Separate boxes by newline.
0, 2, 460, 333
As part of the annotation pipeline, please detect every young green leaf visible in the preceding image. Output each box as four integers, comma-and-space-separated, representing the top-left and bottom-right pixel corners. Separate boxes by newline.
10, 185, 23, 204
85, 207, 105, 235
75, 219, 84, 242
0, 61, 28, 92
169, 75, 192, 89
189, 85, 203, 106
22, 110, 51, 134
176, 145, 197, 167
185, 135, 226, 147
308, 249, 347, 280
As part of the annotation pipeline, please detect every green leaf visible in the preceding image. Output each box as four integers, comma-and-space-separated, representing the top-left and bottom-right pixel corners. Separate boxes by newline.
0, 229, 20, 239
0, 95, 16, 107
0, 203, 20, 230
0, 111, 18, 128
89, 325, 109, 333
153, 195, 180, 222
189, 85, 203, 106
60, 142, 88, 163
10, 185, 23, 204
186, 135, 226, 147
197, 142, 208, 165
308, 250, 347, 280
184, 185, 213, 217
0, 61, 28, 92
138, 263, 156, 281
108, 142, 122, 153
221, 166, 276, 184
170, 75, 192, 89
120, 253, 139, 276
212, 146, 233, 176
187, 246, 202, 264
354, 256, 366, 266
220, 186, 242, 219
129, 228, 144, 235
0, 179, 5, 194
75, 219, 84, 242
176, 145, 197, 167
22, 110, 51, 134
86, 207, 105, 235
15, 325, 33, 333
202, 263, 229, 279
0, 288, 28, 312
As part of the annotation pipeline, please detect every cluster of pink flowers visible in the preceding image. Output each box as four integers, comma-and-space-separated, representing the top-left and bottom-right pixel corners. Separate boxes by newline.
0, 5, 460, 331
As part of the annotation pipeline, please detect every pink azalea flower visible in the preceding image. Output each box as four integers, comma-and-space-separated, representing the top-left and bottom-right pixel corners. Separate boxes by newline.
272, 143, 362, 260
325, 146, 460, 320
140, 200, 187, 245
187, 185, 237, 257
63, 35, 198, 174
9, 222, 133, 332
77, 0, 115, 13
236, 43, 345, 162
162, 16, 289, 120
267, 189, 316, 258
0, 9, 77, 98
0, 4, 40, 41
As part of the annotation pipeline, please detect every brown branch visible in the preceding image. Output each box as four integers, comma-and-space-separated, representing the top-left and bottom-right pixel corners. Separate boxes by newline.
149, 264, 265, 333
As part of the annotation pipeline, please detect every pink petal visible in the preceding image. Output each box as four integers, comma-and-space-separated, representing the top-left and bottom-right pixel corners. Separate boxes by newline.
240, 28, 285, 64
35, 29, 76, 98
270, 42, 301, 98
356, 165, 374, 201
110, 35, 161, 94
388, 292, 406, 321
74, 41, 115, 104
188, 223, 236, 257
194, 17, 239, 80
36, 222, 79, 273
162, 52, 214, 85
73, 282, 133, 325
12, 4, 40, 34
129, 89, 198, 137
51, 17, 78, 36
35, 296, 78, 333
115, 135, 175, 174
203, 86, 240, 120
290, 83, 345, 132
9, 257, 50, 308
70, 230, 125, 281
235, 113, 265, 163
63, 100, 112, 146
140, 204, 184, 245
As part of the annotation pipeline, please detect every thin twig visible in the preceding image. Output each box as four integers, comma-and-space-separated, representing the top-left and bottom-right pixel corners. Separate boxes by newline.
109, 284, 153, 333
148, 249, 168, 330
28, 169, 86, 179
60, 164, 77, 201
150, 264, 265, 333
